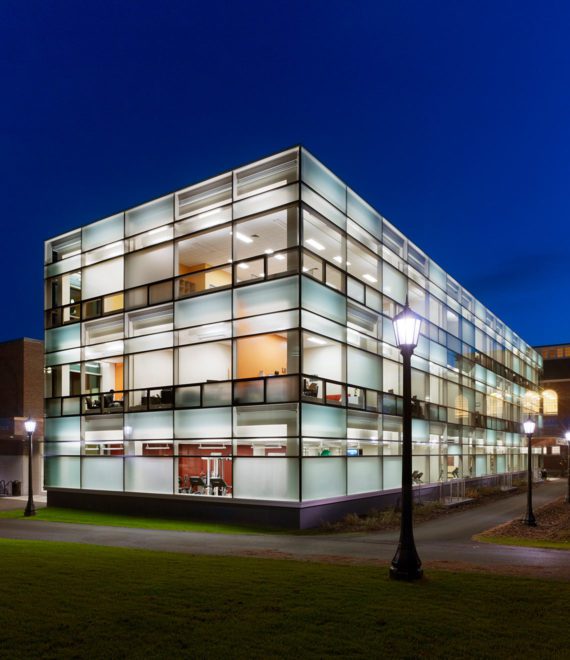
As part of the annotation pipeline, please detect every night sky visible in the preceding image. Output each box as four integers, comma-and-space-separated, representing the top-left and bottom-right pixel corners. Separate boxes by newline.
1, 0, 568, 347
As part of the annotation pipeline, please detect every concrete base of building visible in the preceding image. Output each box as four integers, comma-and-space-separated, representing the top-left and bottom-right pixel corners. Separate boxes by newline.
47, 472, 528, 530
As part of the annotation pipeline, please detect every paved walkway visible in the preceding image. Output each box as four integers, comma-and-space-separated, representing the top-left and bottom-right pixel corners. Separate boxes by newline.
0, 482, 567, 577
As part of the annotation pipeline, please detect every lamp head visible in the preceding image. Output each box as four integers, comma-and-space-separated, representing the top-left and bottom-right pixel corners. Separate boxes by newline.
523, 418, 536, 435
393, 301, 422, 351
24, 418, 36, 434
565, 431, 570, 442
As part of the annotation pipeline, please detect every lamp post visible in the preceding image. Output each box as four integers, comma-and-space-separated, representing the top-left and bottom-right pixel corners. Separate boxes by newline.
24, 418, 37, 517
564, 431, 570, 504
522, 417, 536, 526
390, 300, 423, 581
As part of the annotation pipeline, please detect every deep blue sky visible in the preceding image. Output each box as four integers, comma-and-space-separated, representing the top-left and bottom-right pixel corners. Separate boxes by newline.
1, 0, 569, 346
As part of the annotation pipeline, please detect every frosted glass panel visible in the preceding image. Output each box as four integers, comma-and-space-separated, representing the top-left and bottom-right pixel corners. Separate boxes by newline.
301, 150, 346, 212
475, 455, 487, 476
45, 348, 81, 367
124, 331, 173, 354
45, 324, 80, 352
302, 277, 346, 324
347, 457, 382, 494
45, 416, 80, 442
301, 184, 346, 230
175, 408, 231, 438
234, 404, 298, 437
82, 214, 124, 251
176, 173, 232, 219
234, 149, 298, 200
347, 347, 382, 390
125, 244, 173, 289
233, 183, 298, 220
233, 276, 298, 319
382, 263, 407, 304
302, 403, 346, 438
45, 457, 80, 488
302, 458, 346, 500
383, 457, 402, 489
44, 441, 80, 456
82, 458, 123, 491
347, 189, 381, 239
124, 411, 172, 439
233, 458, 298, 501
234, 310, 298, 337
125, 457, 173, 494
83, 257, 124, 299
301, 311, 345, 342
126, 195, 173, 237
175, 290, 232, 329
45, 254, 81, 277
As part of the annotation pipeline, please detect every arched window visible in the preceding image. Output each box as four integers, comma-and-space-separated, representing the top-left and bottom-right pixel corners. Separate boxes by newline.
542, 389, 558, 416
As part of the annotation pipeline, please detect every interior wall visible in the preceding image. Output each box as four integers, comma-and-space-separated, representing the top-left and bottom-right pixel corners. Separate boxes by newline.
303, 345, 344, 381
237, 334, 287, 378
130, 350, 173, 389
178, 343, 231, 383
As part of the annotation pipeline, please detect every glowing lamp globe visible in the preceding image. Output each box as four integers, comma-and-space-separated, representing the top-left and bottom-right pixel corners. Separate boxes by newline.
24, 418, 36, 434
393, 303, 422, 350
523, 419, 536, 435
565, 431, 570, 442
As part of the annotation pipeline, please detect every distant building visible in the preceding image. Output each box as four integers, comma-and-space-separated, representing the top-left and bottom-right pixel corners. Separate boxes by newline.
0, 338, 44, 494
534, 343, 570, 476
43, 147, 543, 527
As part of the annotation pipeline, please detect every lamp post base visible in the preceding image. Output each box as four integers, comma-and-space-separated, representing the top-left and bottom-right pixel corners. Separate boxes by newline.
24, 500, 36, 517
522, 513, 536, 526
389, 563, 423, 581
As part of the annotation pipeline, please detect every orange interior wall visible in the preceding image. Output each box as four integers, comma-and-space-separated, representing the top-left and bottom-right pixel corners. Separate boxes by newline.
237, 334, 287, 378
114, 363, 123, 398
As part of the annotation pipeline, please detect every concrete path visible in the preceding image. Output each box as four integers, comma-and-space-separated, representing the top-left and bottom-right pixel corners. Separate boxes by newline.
0, 482, 567, 577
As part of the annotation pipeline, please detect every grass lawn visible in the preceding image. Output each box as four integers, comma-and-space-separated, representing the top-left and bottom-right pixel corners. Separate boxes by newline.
473, 534, 570, 551
0, 539, 569, 659
0, 507, 270, 535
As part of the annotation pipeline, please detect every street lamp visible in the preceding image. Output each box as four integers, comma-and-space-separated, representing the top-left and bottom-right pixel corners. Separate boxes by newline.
522, 417, 536, 526
390, 300, 423, 581
24, 418, 37, 517
564, 431, 570, 504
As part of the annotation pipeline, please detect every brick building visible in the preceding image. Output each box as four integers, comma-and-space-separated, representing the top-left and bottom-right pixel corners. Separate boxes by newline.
0, 338, 44, 494
534, 343, 570, 475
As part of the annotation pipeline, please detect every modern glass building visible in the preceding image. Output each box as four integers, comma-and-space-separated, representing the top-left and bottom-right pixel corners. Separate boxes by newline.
43, 147, 543, 527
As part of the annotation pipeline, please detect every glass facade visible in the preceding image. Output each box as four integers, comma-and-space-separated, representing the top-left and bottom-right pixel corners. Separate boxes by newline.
43, 147, 543, 505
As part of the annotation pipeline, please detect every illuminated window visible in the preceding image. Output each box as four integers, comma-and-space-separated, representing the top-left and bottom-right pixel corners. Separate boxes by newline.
542, 389, 558, 416
522, 390, 541, 414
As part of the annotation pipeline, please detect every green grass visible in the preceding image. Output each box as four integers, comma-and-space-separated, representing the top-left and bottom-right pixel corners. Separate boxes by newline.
0, 539, 569, 658
474, 534, 570, 551
0, 506, 272, 535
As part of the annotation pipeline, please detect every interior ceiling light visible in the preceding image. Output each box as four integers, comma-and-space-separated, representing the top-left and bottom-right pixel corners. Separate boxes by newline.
306, 238, 325, 251
238, 263, 249, 269
333, 256, 343, 263
307, 336, 327, 345
274, 254, 285, 261
236, 232, 253, 244
264, 248, 274, 254
363, 273, 377, 283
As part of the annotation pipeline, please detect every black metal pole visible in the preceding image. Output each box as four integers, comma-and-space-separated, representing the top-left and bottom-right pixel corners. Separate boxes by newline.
390, 346, 423, 580
522, 431, 535, 526
24, 431, 36, 517
566, 444, 570, 504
